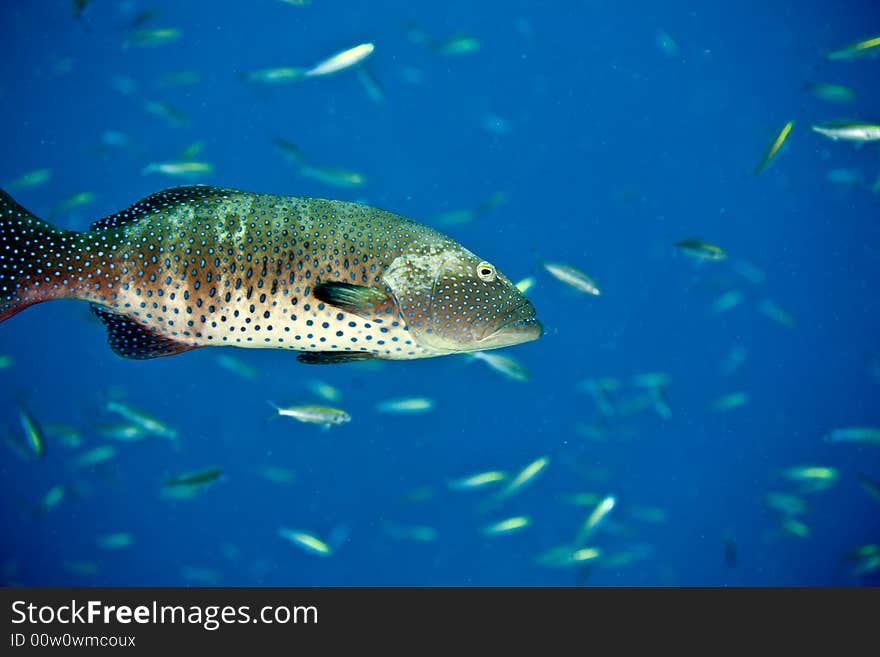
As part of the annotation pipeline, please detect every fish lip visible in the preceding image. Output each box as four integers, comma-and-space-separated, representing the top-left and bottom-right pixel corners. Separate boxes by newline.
476, 300, 542, 344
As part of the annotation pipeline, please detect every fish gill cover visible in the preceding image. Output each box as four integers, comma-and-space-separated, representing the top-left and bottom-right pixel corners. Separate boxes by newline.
0, 0, 878, 586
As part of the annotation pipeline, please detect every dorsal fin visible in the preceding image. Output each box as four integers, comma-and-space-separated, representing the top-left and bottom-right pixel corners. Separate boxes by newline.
89, 185, 232, 231
90, 304, 198, 360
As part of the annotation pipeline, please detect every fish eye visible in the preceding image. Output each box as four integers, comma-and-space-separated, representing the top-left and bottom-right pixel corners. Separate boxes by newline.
476, 261, 496, 282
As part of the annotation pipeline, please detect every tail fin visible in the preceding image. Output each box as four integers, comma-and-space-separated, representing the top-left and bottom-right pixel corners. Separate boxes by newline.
0, 189, 76, 322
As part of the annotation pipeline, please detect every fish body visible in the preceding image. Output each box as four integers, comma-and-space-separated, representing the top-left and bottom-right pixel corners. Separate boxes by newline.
675, 239, 727, 260
142, 161, 214, 178
156, 70, 202, 87
448, 470, 506, 490
781, 466, 838, 492
65, 561, 100, 576
106, 401, 177, 440
51, 192, 96, 217
580, 379, 616, 416
754, 120, 793, 174
298, 165, 366, 188
828, 35, 880, 60
759, 299, 796, 328
804, 82, 856, 104
278, 528, 332, 556
825, 426, 880, 445
143, 100, 189, 126
375, 397, 434, 413
305, 43, 374, 77
482, 516, 530, 535
40, 484, 66, 513
271, 137, 308, 165
655, 30, 679, 56
126, 28, 181, 48
711, 289, 743, 314
560, 492, 602, 506
306, 380, 341, 402
542, 261, 600, 295
72, 445, 117, 468
0, 186, 540, 364
469, 351, 531, 382
178, 142, 205, 160
845, 545, 880, 575
435, 35, 481, 56
515, 276, 535, 294
260, 465, 297, 485
764, 492, 808, 516
811, 122, 880, 142
780, 518, 810, 538
97, 423, 149, 442
16, 406, 45, 458
73, 0, 92, 20
856, 474, 880, 503
270, 403, 351, 427
732, 260, 766, 285
244, 67, 305, 84
215, 354, 259, 379
720, 345, 747, 375
649, 385, 672, 419
574, 494, 616, 545
382, 523, 438, 542
535, 546, 601, 568
166, 466, 223, 487
711, 391, 749, 412
44, 423, 82, 448
5, 169, 51, 191
826, 168, 863, 186
97, 533, 134, 549
492, 456, 549, 503
356, 67, 386, 104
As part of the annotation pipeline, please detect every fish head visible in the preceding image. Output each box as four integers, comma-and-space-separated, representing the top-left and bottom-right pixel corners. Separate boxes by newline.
383, 237, 542, 354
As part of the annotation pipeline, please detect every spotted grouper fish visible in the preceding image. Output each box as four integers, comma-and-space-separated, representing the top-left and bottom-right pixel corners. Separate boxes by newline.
0, 185, 541, 363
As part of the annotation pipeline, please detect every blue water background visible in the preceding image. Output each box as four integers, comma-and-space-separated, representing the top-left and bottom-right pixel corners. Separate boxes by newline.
0, 0, 878, 586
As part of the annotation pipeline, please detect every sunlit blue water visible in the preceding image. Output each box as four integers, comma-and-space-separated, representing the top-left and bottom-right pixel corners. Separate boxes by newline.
1, 0, 878, 586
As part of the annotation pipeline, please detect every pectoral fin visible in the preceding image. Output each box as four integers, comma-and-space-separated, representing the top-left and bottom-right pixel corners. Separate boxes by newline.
312, 282, 392, 318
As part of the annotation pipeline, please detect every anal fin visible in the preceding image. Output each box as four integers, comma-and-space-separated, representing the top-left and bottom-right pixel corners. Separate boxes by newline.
90, 305, 197, 360
296, 350, 376, 365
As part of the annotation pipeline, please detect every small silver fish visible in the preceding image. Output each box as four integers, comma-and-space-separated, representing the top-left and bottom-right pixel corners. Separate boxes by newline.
827, 35, 880, 61
142, 161, 214, 178
804, 82, 856, 104
375, 397, 434, 414
244, 67, 305, 84
269, 402, 351, 427
542, 262, 600, 295
278, 528, 333, 555
305, 43, 374, 77
811, 122, 880, 142
469, 351, 531, 382
5, 169, 51, 191
825, 427, 880, 445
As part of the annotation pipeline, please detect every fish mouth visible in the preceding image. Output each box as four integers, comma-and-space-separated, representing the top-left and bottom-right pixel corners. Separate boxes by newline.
476, 301, 543, 348
478, 318, 544, 345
